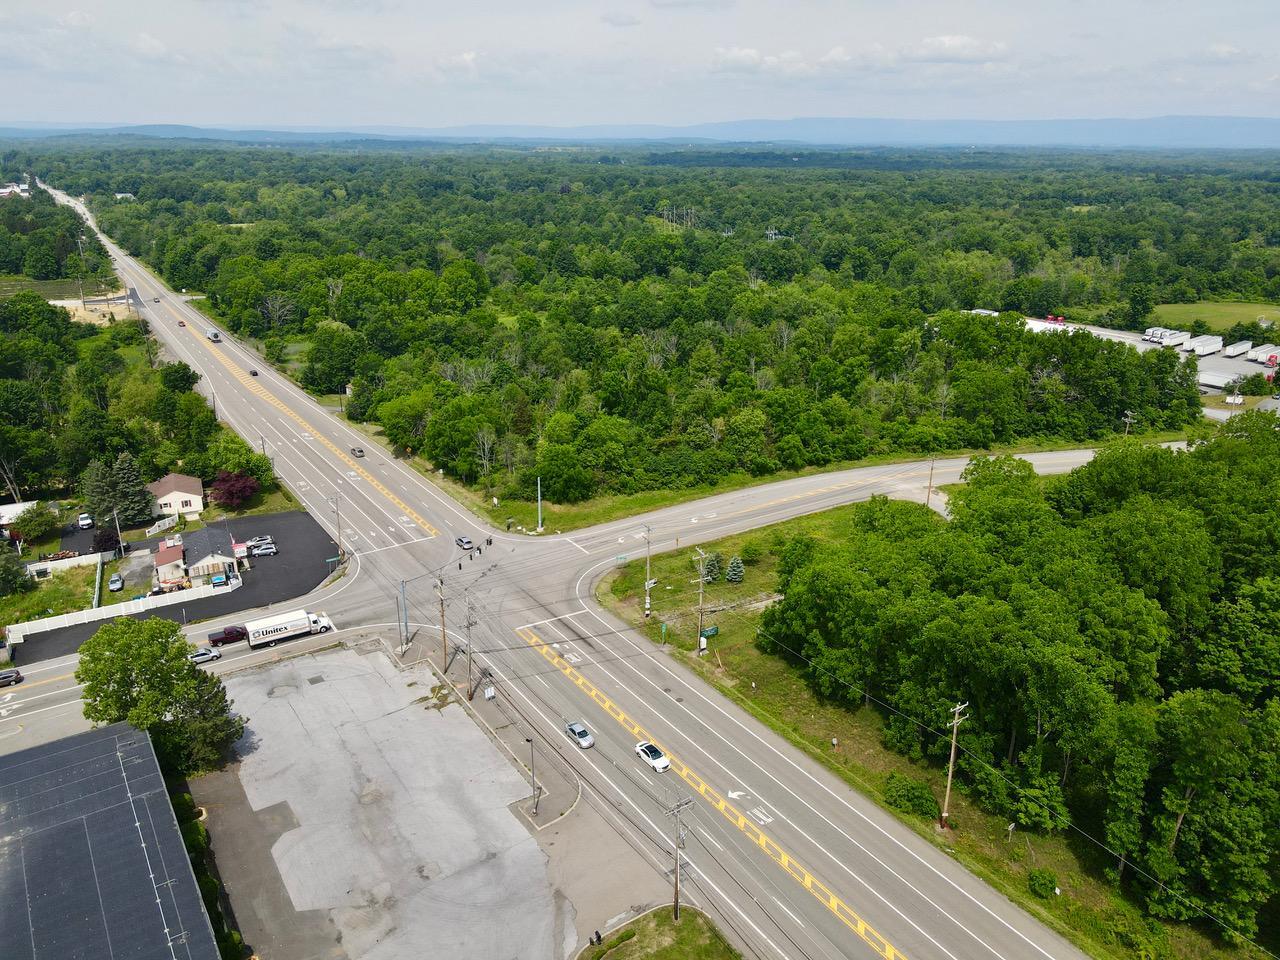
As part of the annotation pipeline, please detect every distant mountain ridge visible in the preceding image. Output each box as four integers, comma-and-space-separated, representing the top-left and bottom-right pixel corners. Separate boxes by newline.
2, 116, 1280, 148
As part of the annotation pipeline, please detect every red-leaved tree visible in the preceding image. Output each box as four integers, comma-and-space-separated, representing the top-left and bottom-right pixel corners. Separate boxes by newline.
209, 471, 259, 509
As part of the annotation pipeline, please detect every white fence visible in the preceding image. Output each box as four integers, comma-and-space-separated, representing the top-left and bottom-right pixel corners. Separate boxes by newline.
25, 551, 113, 578
4, 576, 243, 645
146, 514, 180, 537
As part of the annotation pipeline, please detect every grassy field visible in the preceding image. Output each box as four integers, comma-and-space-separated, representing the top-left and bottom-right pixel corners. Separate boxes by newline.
601, 503, 1271, 960
1152, 300, 1280, 332
575, 909, 741, 960
0, 564, 97, 627
0, 274, 116, 300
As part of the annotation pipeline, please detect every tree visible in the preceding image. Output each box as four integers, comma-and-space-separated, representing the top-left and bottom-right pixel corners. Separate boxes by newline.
75, 618, 245, 775
92, 528, 120, 554
0, 550, 34, 598
159, 360, 201, 393
210, 470, 260, 508
111, 452, 155, 525
79, 458, 116, 520
726, 555, 745, 583
702, 552, 723, 582
475, 425, 497, 495
10, 501, 57, 544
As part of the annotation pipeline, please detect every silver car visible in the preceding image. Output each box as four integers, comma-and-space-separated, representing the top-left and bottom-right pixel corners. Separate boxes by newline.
565, 721, 594, 749
107, 573, 124, 592
188, 645, 222, 665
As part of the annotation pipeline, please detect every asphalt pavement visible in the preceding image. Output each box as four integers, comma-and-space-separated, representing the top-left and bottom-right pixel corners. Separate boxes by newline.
5, 181, 1119, 960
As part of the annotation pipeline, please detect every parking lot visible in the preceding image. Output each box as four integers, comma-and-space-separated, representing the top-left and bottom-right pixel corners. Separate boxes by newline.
192, 648, 565, 960
13, 511, 336, 663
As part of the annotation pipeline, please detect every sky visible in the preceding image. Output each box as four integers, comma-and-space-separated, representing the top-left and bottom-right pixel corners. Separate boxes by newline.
2, 0, 1278, 128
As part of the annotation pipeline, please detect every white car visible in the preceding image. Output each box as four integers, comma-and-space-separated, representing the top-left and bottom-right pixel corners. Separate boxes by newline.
77, 512, 94, 529
635, 740, 670, 773
244, 535, 274, 548
565, 721, 594, 749
188, 646, 221, 665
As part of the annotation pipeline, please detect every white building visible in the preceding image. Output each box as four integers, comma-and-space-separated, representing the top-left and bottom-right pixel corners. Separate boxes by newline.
145, 473, 204, 520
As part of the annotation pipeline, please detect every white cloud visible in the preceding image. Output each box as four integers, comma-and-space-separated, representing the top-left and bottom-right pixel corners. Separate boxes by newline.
602, 11, 641, 27
906, 35, 1008, 64
651, 0, 733, 9
57, 10, 93, 29
712, 46, 814, 77
131, 32, 186, 63
439, 51, 480, 80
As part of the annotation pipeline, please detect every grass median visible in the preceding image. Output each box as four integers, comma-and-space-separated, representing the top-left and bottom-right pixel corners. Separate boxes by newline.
575, 908, 740, 960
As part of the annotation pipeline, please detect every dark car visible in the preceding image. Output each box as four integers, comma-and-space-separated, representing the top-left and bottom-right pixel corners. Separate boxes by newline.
351, 447, 365, 457
207, 625, 248, 646
178, 320, 186, 327
0, 668, 23, 687
153, 297, 160, 303
250, 369, 259, 376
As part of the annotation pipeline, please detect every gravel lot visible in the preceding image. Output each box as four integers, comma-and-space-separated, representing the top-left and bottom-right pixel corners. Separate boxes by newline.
194, 648, 566, 960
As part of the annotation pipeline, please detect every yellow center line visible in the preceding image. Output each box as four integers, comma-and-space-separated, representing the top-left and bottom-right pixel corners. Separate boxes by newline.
517, 626, 906, 960
8, 671, 77, 690
176, 320, 439, 538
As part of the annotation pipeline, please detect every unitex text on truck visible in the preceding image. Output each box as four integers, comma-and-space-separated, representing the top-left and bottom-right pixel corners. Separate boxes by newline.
245, 609, 333, 649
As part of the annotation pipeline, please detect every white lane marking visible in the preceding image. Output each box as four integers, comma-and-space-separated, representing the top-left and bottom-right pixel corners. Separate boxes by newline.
514, 609, 590, 631
2, 683, 86, 708
774, 897, 807, 929
354, 537, 436, 557
572, 560, 1062, 960
566, 538, 589, 555
0, 698, 85, 724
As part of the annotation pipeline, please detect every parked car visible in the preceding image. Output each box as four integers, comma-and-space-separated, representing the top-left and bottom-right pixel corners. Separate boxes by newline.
107, 573, 124, 592
350, 447, 365, 457
207, 625, 248, 646
251, 543, 278, 557
565, 721, 595, 749
244, 535, 274, 548
635, 741, 670, 773
455, 536, 474, 550
188, 646, 221, 665
177, 319, 186, 326
77, 512, 94, 529
0, 668, 23, 687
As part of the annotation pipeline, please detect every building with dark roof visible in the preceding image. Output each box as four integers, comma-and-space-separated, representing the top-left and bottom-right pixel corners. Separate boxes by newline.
0, 723, 220, 960
179, 527, 237, 580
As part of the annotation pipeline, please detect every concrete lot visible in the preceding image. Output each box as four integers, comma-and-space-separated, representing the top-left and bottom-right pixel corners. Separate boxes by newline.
194, 647, 568, 960
14, 511, 335, 663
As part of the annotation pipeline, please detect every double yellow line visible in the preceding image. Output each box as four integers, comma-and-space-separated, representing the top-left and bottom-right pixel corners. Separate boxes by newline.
178, 320, 439, 538
518, 626, 906, 960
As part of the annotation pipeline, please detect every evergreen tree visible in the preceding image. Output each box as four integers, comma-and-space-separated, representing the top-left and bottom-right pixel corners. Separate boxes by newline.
112, 452, 155, 525
726, 555, 745, 583
79, 458, 114, 520
703, 552, 723, 581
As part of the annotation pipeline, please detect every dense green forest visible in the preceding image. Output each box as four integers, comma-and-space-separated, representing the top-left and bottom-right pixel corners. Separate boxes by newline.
0, 291, 272, 504
761, 419, 1280, 942
0, 186, 112, 282
11, 145, 1260, 502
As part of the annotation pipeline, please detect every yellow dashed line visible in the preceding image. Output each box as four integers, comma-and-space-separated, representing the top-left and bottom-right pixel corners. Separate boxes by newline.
518, 627, 906, 960
179, 322, 439, 538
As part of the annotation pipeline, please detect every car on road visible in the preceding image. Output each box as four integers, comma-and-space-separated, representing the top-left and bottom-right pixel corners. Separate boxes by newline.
243, 535, 274, 548
0, 668, 23, 687
188, 645, 221, 665
77, 512, 94, 529
1272, 394, 1280, 400
107, 573, 124, 592
565, 721, 595, 749
178, 320, 186, 327
455, 535, 474, 550
351, 447, 365, 457
250, 543, 278, 557
635, 740, 670, 773
250, 369, 258, 376
207, 624, 248, 646
153, 297, 160, 303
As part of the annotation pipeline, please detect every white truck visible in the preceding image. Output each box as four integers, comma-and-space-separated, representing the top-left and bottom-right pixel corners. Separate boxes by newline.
1184, 335, 1223, 356
1248, 344, 1278, 363
1223, 340, 1252, 358
245, 609, 333, 649
1143, 327, 1168, 341
1159, 330, 1190, 348
205, 327, 222, 343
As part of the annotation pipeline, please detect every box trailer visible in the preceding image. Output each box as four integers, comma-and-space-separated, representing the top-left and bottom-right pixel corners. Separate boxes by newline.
1247, 344, 1278, 362
1159, 331, 1190, 348
1193, 336, 1223, 356
245, 609, 334, 649
1142, 327, 1164, 341
1223, 340, 1252, 358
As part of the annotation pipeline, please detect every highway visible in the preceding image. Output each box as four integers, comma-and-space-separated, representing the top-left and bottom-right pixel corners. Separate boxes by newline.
7, 183, 1107, 960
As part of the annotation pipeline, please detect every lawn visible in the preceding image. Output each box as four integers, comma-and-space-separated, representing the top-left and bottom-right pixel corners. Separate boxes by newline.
1152, 300, 1280, 332
575, 909, 740, 960
0, 274, 116, 300
201, 484, 297, 520
0, 564, 98, 627
602, 503, 1271, 960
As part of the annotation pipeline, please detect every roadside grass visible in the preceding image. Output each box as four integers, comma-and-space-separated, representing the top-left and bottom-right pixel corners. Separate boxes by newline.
0, 274, 116, 299
341, 417, 1197, 535
575, 908, 741, 960
600, 503, 1270, 960
0, 565, 97, 626
1201, 393, 1269, 411
1152, 300, 1280, 332
201, 484, 298, 521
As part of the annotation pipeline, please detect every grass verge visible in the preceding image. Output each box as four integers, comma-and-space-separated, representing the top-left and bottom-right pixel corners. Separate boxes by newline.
575, 908, 741, 960
600, 503, 1270, 960
0, 564, 97, 626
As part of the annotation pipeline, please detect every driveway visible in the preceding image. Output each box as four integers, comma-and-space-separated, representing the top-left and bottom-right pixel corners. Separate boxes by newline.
14, 511, 336, 663
191, 648, 565, 960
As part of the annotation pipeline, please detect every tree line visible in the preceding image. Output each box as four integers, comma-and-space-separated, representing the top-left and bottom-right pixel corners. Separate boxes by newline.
761, 417, 1280, 941
0, 186, 112, 282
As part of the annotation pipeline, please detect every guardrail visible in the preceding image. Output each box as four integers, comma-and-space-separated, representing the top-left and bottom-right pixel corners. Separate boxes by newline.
4, 576, 243, 645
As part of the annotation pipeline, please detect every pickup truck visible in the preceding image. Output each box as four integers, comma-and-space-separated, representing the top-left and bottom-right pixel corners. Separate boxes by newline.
207, 625, 248, 646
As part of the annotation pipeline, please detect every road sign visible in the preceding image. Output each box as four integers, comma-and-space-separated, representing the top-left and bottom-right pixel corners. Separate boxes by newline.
699, 625, 719, 639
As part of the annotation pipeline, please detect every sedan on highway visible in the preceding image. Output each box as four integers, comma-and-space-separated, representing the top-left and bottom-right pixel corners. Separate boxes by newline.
455, 536, 474, 550
565, 721, 595, 749
153, 297, 160, 303
351, 447, 365, 457
188, 646, 222, 665
0, 668, 23, 687
178, 320, 186, 327
635, 741, 670, 773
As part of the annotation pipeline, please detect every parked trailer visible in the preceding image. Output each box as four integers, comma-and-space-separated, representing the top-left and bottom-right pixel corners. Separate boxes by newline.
1142, 327, 1163, 341
1159, 331, 1191, 348
1247, 344, 1278, 362
1223, 340, 1252, 358
1191, 336, 1223, 357
245, 609, 333, 649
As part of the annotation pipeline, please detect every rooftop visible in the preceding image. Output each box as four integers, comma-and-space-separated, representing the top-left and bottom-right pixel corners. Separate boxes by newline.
146, 472, 203, 498
0, 723, 219, 960
181, 526, 234, 561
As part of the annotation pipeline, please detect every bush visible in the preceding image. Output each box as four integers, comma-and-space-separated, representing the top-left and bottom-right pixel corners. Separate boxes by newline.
92, 528, 121, 554
1027, 868, 1057, 899
883, 772, 940, 820
180, 818, 209, 861
210, 470, 260, 509
0, 551, 34, 599
171, 791, 197, 823
11, 501, 58, 543
740, 537, 766, 565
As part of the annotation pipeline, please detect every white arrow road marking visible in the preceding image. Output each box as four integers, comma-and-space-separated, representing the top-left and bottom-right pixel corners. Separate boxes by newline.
748, 805, 774, 826
727, 789, 748, 800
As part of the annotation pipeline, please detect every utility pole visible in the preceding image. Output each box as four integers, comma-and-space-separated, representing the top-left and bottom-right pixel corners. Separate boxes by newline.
401, 579, 409, 648
643, 523, 653, 618
465, 596, 476, 700
695, 548, 707, 653
111, 508, 123, 556
941, 700, 969, 830
327, 496, 344, 558
536, 476, 543, 532
666, 797, 694, 920
525, 736, 540, 816
436, 578, 447, 674
1123, 410, 1137, 436
74, 233, 86, 312
260, 435, 266, 455
925, 455, 937, 509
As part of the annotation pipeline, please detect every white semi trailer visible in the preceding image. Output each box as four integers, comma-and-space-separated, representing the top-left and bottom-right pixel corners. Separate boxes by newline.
245, 609, 334, 648
1223, 340, 1252, 358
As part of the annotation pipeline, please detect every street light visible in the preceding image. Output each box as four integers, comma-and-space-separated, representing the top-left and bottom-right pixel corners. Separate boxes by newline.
525, 737, 540, 816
